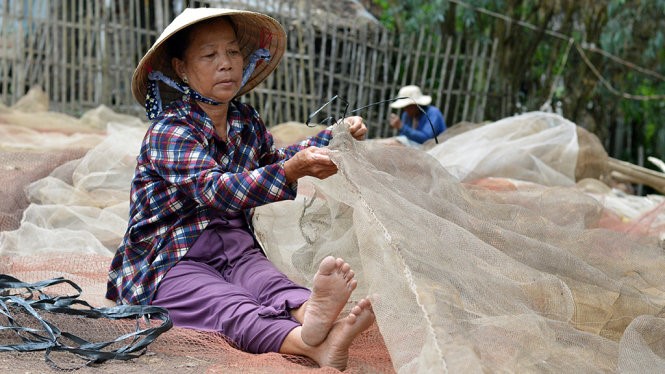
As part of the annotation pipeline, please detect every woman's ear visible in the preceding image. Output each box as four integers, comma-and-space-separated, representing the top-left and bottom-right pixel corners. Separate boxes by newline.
172, 57, 185, 80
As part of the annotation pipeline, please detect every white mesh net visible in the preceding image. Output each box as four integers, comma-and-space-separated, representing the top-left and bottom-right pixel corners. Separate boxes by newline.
427, 112, 580, 186
252, 117, 665, 372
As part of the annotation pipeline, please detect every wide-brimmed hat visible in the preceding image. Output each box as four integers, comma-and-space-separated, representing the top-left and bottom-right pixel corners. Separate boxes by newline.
390, 85, 432, 109
131, 7, 286, 107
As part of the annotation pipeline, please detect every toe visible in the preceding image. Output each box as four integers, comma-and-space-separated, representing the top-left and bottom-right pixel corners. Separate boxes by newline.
346, 270, 355, 280
319, 256, 337, 274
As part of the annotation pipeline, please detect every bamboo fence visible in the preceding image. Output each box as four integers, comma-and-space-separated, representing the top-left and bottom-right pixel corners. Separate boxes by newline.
0, 0, 499, 138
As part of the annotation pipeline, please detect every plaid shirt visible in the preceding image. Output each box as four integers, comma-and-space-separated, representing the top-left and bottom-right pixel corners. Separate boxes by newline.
106, 98, 332, 305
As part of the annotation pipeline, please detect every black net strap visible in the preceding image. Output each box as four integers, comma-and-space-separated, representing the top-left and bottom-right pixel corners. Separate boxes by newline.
0, 274, 172, 370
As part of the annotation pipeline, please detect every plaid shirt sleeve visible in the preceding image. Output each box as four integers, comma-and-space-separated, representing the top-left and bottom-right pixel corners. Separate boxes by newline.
276, 126, 334, 159
148, 119, 295, 212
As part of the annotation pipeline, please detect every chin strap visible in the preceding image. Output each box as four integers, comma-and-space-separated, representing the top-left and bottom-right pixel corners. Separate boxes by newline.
145, 69, 221, 120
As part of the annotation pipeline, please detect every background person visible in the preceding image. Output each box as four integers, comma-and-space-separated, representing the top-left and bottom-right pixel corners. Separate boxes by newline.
389, 85, 446, 146
106, 8, 374, 371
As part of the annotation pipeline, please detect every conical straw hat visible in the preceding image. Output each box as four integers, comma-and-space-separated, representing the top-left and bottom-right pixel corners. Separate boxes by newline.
131, 7, 286, 106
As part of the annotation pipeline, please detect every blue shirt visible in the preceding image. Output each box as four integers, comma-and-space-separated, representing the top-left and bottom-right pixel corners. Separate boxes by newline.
398, 105, 446, 144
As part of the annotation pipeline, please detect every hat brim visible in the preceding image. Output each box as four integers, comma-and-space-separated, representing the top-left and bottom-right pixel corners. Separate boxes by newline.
389, 95, 432, 109
131, 8, 286, 107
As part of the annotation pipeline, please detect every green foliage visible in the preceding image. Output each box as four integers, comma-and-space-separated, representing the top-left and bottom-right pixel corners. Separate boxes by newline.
596, 0, 665, 165
372, 0, 450, 33
371, 0, 399, 30
620, 81, 665, 161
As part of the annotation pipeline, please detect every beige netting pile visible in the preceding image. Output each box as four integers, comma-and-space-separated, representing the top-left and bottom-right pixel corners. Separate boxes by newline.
0, 87, 143, 233
2, 91, 665, 373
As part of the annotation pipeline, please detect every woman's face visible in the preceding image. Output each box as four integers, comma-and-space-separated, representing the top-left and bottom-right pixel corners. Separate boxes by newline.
404, 104, 419, 118
173, 19, 244, 103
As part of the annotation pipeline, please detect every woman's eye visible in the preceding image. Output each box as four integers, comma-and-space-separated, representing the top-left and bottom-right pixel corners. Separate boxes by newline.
203, 53, 215, 58
228, 50, 240, 56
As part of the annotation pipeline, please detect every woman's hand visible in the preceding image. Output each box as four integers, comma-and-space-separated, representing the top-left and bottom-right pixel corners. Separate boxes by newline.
345, 116, 367, 140
389, 113, 401, 130
282, 117, 366, 183
284, 147, 338, 183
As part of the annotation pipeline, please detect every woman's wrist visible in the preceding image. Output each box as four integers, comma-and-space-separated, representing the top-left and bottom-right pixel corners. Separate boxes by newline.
283, 158, 301, 184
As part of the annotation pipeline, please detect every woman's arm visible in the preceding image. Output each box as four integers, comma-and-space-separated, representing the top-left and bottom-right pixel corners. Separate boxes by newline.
147, 120, 295, 212
399, 107, 446, 144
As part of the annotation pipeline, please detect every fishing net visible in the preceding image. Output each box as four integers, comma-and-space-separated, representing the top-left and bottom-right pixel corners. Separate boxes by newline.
2, 89, 665, 373
252, 114, 665, 372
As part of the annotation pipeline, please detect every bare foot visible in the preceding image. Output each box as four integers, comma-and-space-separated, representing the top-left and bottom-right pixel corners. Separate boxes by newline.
314, 298, 375, 370
301, 256, 357, 346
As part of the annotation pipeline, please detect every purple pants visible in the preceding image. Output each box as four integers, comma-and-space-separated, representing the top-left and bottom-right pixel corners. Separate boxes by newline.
151, 216, 311, 353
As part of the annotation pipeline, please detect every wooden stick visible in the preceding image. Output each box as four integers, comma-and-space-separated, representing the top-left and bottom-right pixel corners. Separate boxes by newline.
607, 157, 665, 195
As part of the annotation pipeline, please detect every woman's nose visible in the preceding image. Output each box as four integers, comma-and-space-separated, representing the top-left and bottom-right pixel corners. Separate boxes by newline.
218, 54, 232, 70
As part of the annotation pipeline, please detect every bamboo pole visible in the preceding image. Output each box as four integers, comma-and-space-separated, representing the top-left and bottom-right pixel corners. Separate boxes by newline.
429, 32, 443, 106
478, 38, 498, 123
13, 1, 24, 104
443, 37, 462, 123
607, 158, 665, 195
435, 36, 453, 113
379, 28, 392, 138
410, 26, 425, 87
418, 26, 434, 89
461, 40, 480, 122
0, 2, 10, 103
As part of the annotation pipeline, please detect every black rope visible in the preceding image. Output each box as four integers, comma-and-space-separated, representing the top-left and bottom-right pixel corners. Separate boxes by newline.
0, 274, 172, 370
